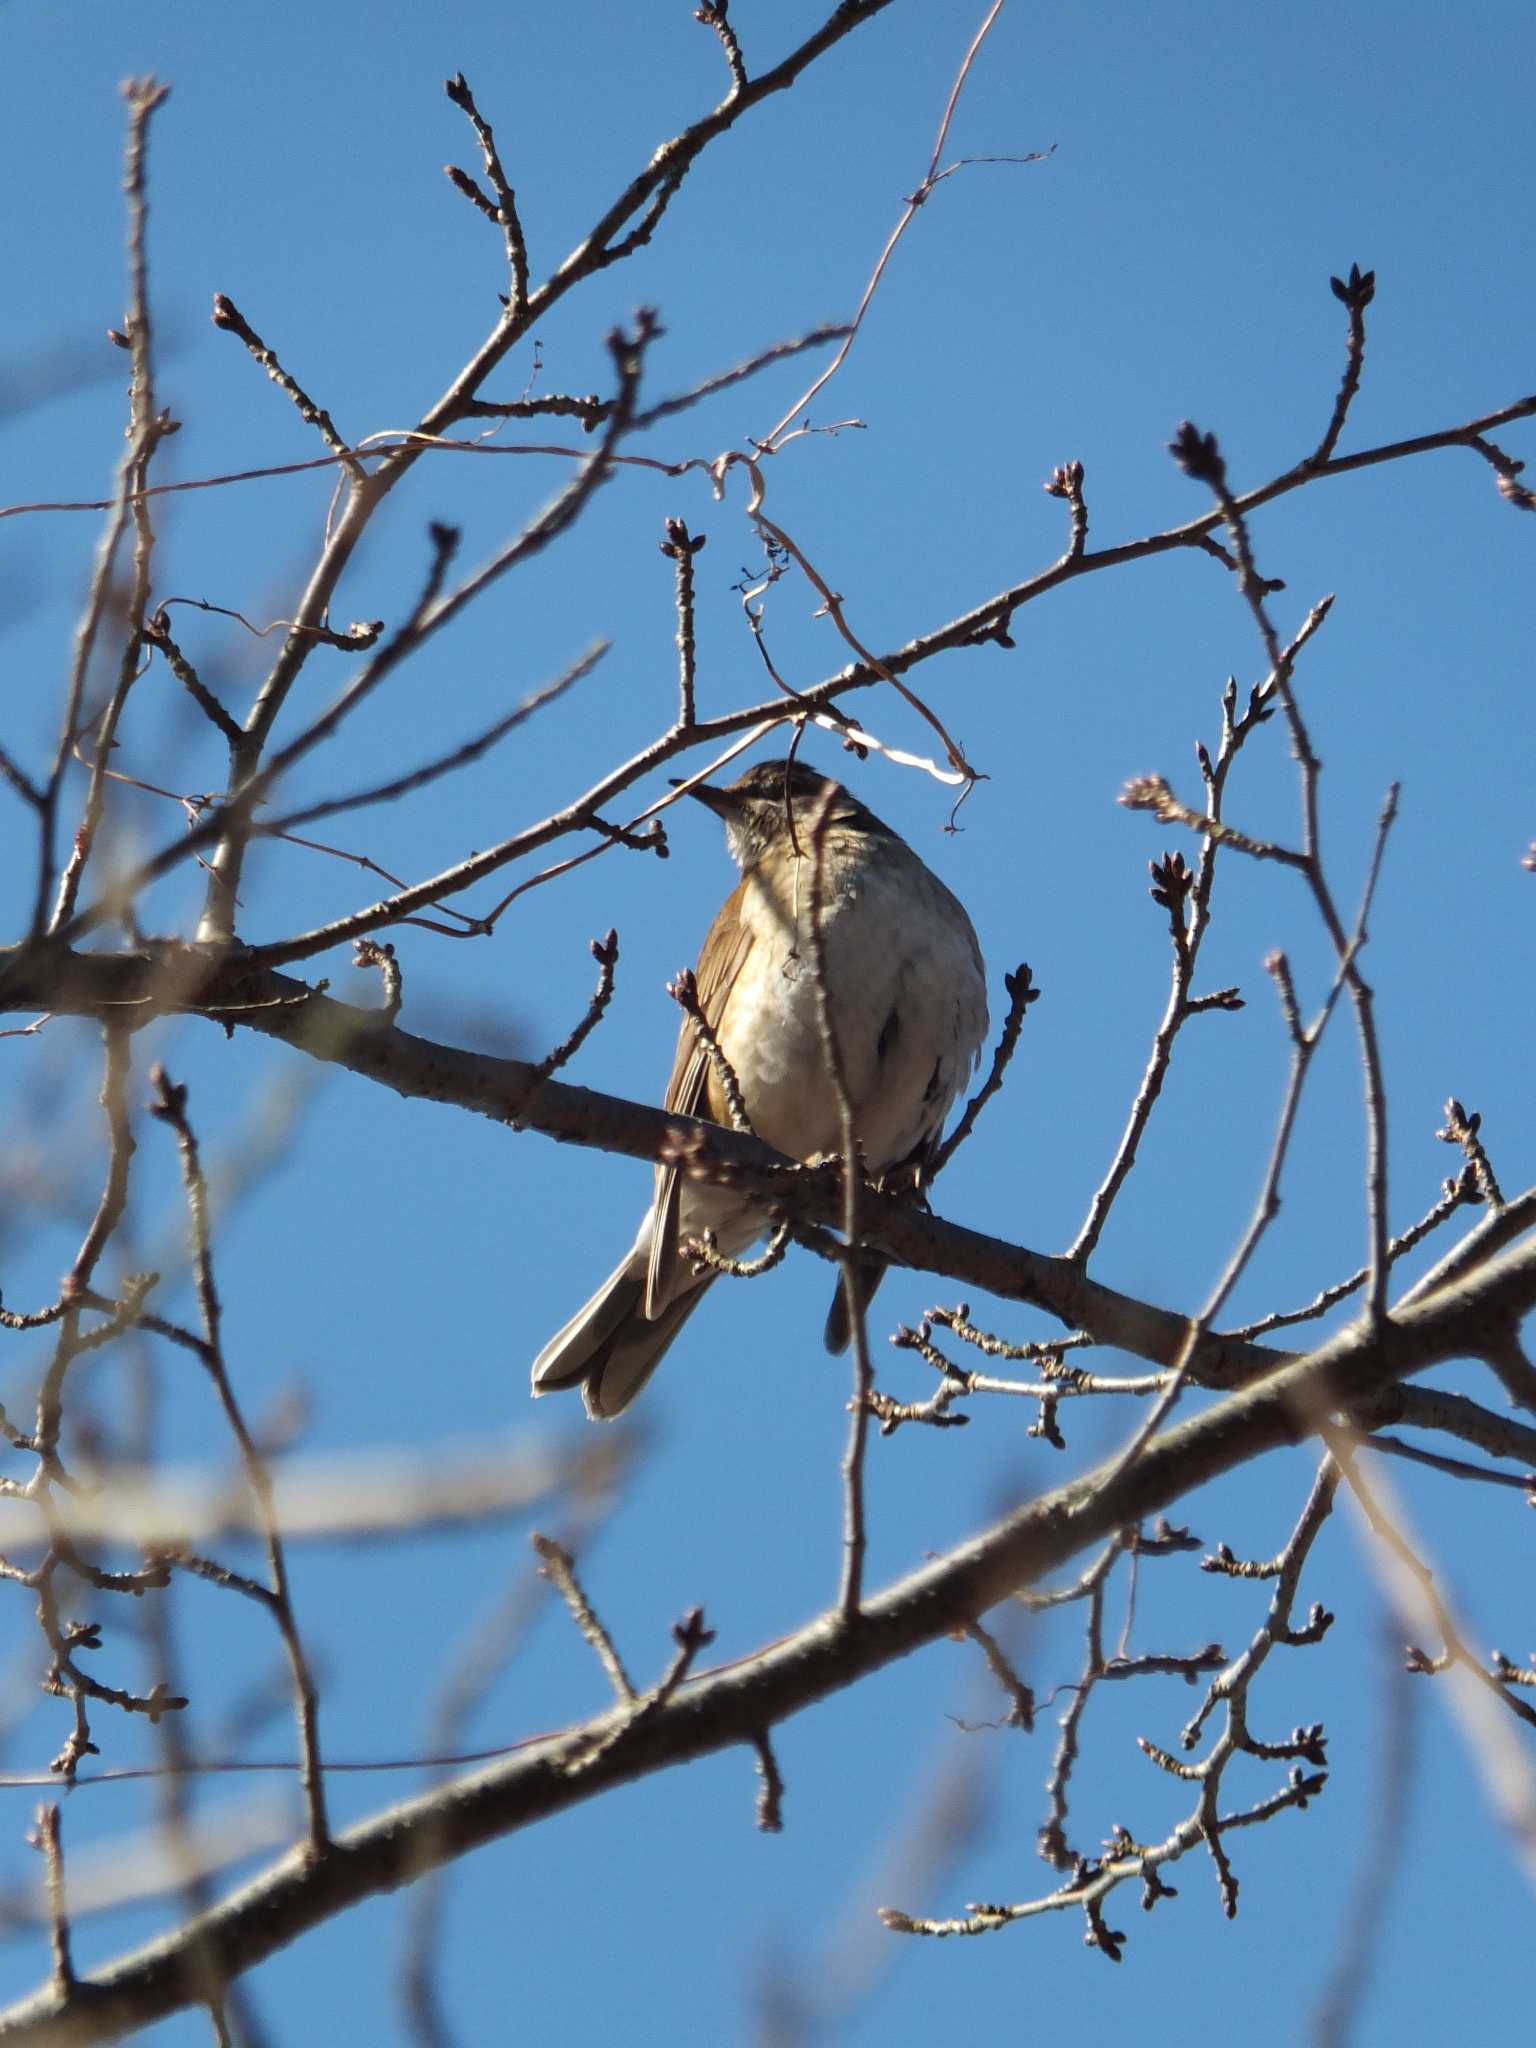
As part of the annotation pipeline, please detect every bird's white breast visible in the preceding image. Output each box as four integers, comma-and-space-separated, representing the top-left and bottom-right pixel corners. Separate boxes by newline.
714, 836, 988, 1173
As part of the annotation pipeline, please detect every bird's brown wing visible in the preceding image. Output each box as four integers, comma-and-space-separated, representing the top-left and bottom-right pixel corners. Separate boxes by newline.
645, 876, 755, 1319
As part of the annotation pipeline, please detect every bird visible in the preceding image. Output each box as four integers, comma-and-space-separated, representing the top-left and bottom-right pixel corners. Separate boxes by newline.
531, 756, 989, 1419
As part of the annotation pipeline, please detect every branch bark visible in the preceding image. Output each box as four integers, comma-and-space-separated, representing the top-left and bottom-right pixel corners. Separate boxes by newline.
3, 1230, 1533, 2041
0, 942, 1288, 1388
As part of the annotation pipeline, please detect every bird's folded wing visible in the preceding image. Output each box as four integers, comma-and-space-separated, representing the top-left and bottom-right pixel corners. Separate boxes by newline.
645, 894, 754, 1319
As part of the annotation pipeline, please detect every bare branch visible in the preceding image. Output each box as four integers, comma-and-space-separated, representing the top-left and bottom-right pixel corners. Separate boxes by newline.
1169, 421, 1396, 1320
695, 2, 748, 95
660, 517, 705, 729
531, 1534, 636, 1705
264, 641, 607, 837
352, 940, 402, 1022
805, 785, 874, 1622
30, 1805, 74, 1995
142, 614, 243, 747
509, 931, 620, 1129
929, 964, 1037, 1178
1437, 1097, 1505, 1210
1310, 263, 1376, 467
759, 0, 1026, 452
684, 1220, 791, 1281
443, 73, 530, 311
667, 965, 753, 1134
1329, 1431, 1536, 1733
45, 78, 175, 937
210, 295, 362, 480
148, 1068, 330, 1852
750, 1730, 784, 1833
1225, 1164, 1482, 1341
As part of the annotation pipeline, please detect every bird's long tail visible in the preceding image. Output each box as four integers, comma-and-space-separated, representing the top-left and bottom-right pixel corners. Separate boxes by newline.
531, 1253, 712, 1419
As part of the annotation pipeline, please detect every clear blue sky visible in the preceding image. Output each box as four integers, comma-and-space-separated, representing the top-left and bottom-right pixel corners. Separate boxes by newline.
1, 2, 1533, 2042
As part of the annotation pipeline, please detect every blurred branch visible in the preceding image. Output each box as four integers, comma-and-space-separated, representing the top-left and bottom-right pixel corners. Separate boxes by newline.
42, 79, 174, 940
0, 1439, 629, 1550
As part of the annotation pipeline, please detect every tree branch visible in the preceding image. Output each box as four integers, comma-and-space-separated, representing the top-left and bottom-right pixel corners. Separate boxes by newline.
3, 1238, 1534, 2041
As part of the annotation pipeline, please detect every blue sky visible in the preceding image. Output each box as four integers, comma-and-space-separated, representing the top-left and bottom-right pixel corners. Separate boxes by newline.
1, 2, 1533, 2042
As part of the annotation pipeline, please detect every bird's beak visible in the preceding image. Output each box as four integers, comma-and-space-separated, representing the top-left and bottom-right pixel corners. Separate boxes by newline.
670, 777, 739, 820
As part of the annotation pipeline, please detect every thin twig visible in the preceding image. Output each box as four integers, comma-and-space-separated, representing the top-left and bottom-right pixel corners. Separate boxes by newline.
263, 642, 607, 837
759, 0, 1026, 451
1117, 776, 1304, 867
924, 1305, 1094, 1363
685, 1220, 791, 1280
929, 964, 1037, 1177
32, 1804, 74, 1993
1328, 1431, 1536, 1732
751, 1730, 784, 1832
444, 73, 530, 312
660, 518, 705, 728
633, 324, 852, 432
148, 1068, 330, 1852
696, 3, 748, 93
141, 614, 243, 747
531, 1533, 636, 1704
1224, 1164, 1480, 1340
154, 593, 382, 650
1088, 775, 1396, 1500
352, 940, 402, 1021
1068, 600, 1329, 1261
1043, 460, 1088, 563
47, 79, 174, 936
509, 931, 620, 1128
0, 747, 44, 813
667, 966, 753, 1134
1437, 1097, 1504, 1209
1171, 421, 1395, 1321
210, 296, 362, 481
1310, 264, 1375, 468
804, 785, 873, 1622
963, 1619, 1034, 1729
559, 1608, 715, 1778
1035, 1537, 1123, 1867
1360, 1433, 1534, 1492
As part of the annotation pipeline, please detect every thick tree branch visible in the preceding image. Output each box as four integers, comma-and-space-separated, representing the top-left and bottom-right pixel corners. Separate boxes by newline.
8, 944, 1535, 1403
0, 943, 1293, 1388
3, 1235, 1534, 2041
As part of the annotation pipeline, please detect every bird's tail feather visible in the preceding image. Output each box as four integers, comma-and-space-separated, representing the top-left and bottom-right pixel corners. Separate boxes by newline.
531, 1254, 712, 1419
822, 1255, 888, 1354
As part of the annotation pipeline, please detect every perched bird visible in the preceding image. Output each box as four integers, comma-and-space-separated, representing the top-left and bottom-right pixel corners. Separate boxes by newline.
531, 757, 989, 1418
